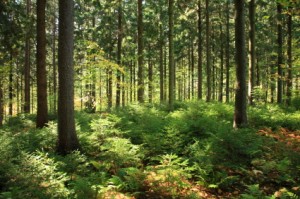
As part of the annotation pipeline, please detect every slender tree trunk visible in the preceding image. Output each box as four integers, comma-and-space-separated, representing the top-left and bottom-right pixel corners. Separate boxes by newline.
133, 61, 136, 101
122, 73, 125, 107
52, 16, 57, 113
0, 78, 3, 126
36, 0, 48, 128
169, 0, 175, 110
197, 0, 203, 100
9, 52, 13, 116
24, 0, 31, 113
137, 0, 144, 103
148, 59, 153, 103
219, 17, 224, 102
286, 13, 292, 106
248, 0, 255, 105
225, 0, 230, 103
256, 57, 260, 86
116, 0, 123, 108
164, 47, 167, 101
57, 0, 80, 154
277, 3, 283, 104
130, 60, 133, 102
206, 0, 211, 102
233, 0, 248, 128
191, 39, 195, 98
159, 18, 164, 102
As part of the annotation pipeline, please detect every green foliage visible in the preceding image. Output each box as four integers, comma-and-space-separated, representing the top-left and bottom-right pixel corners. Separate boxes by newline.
292, 96, 300, 110
249, 105, 300, 130
100, 137, 143, 172
211, 129, 263, 166
2, 152, 70, 199
1, 102, 300, 198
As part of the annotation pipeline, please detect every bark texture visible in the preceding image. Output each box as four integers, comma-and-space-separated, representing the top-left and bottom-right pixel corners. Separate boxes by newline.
57, 0, 80, 154
233, 0, 248, 128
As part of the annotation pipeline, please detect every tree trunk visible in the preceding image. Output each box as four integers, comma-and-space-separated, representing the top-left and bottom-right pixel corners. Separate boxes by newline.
52, 15, 57, 113
9, 52, 13, 116
219, 15, 224, 102
130, 60, 133, 102
57, 0, 80, 154
168, 0, 175, 110
205, 0, 211, 102
24, 0, 31, 113
248, 0, 255, 105
286, 13, 292, 106
225, 0, 230, 103
116, 0, 122, 108
277, 3, 283, 104
137, 0, 144, 103
233, 0, 248, 128
159, 17, 164, 103
36, 0, 48, 128
191, 39, 195, 99
197, 0, 203, 100
148, 59, 153, 103
0, 79, 3, 126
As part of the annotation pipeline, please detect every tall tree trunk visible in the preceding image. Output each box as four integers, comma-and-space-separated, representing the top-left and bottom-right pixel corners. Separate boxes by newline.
248, 0, 255, 105
225, 0, 230, 103
116, 0, 122, 108
36, 0, 48, 128
52, 15, 57, 113
57, 0, 80, 154
137, 0, 144, 103
148, 59, 153, 103
9, 52, 13, 116
159, 17, 164, 102
277, 3, 283, 104
191, 39, 195, 98
197, 0, 203, 100
233, 0, 248, 128
219, 15, 224, 102
130, 60, 133, 102
169, 0, 175, 110
0, 78, 3, 126
122, 73, 125, 107
286, 13, 292, 106
24, 0, 31, 113
205, 0, 211, 102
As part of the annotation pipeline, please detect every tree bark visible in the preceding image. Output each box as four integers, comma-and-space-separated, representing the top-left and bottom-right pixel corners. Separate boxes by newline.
137, 0, 144, 103
36, 0, 48, 128
233, 0, 248, 128
286, 13, 292, 106
159, 16, 164, 103
148, 59, 153, 103
205, 0, 211, 102
9, 52, 13, 116
116, 0, 122, 108
24, 0, 31, 113
169, 0, 175, 110
225, 0, 230, 103
197, 0, 203, 100
52, 16, 57, 113
0, 79, 3, 126
219, 13, 224, 102
277, 3, 283, 104
248, 0, 255, 105
57, 0, 80, 154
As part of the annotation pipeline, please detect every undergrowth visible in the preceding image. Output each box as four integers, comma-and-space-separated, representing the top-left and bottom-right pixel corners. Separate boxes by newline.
0, 101, 299, 198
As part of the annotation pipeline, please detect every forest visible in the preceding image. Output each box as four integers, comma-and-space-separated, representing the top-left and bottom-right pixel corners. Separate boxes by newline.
0, 0, 300, 198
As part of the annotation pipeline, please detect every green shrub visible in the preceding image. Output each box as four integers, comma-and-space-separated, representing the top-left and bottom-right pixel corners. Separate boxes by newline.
100, 137, 143, 172
3, 151, 70, 199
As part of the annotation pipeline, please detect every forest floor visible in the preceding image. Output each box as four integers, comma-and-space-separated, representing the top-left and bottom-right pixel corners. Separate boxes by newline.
0, 101, 300, 199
